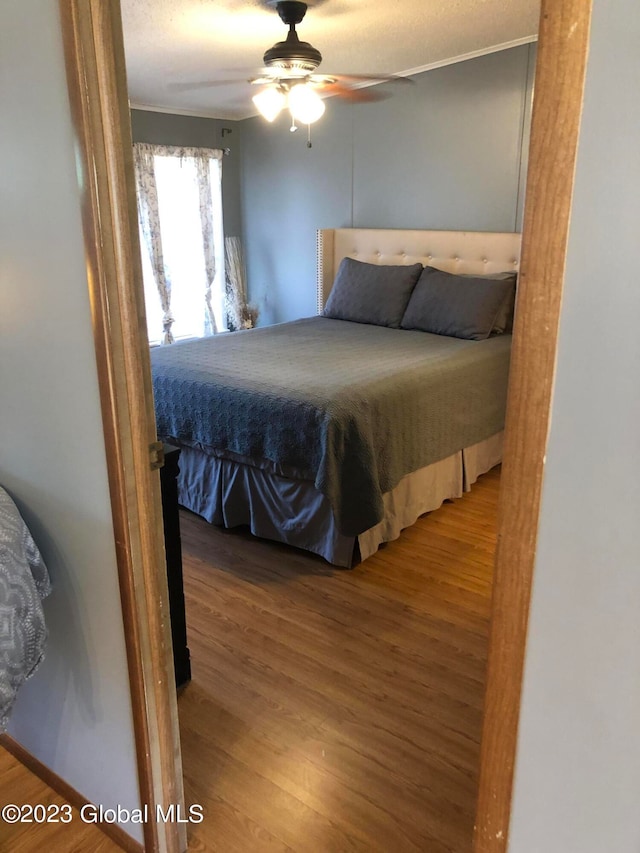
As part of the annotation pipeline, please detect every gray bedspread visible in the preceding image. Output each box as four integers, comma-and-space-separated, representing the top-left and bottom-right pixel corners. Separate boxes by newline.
151, 317, 511, 535
0, 487, 51, 731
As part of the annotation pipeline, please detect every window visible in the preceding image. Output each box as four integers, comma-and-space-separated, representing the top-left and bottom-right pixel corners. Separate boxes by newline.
133, 143, 225, 345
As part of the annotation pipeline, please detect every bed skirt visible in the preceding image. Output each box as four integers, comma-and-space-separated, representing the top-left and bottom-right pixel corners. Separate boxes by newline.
174, 432, 504, 568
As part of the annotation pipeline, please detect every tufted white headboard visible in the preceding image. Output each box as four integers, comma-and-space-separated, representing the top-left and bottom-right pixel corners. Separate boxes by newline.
316, 228, 522, 313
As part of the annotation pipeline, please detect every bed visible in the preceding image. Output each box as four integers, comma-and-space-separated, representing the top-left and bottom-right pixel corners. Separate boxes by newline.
0, 487, 51, 730
151, 227, 520, 567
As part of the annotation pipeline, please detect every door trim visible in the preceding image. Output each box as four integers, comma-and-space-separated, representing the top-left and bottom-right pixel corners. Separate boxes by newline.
59, 2, 185, 851
56, 0, 595, 850
474, 1, 593, 849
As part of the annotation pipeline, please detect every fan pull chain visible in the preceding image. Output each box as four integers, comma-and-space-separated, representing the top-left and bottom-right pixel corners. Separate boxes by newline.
307, 124, 312, 148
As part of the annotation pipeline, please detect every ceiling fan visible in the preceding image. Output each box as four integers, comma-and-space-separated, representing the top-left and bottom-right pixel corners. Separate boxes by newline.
250, 0, 409, 120
175, 1, 410, 141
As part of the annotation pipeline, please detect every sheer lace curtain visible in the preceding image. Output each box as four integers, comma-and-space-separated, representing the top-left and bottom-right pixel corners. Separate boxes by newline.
133, 143, 224, 344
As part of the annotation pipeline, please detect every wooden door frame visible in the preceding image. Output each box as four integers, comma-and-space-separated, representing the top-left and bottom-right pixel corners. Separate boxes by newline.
59, 1, 185, 851
474, 1, 593, 849
55, 0, 593, 851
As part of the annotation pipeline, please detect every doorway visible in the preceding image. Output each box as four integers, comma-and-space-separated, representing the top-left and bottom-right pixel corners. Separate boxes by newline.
59, 0, 592, 850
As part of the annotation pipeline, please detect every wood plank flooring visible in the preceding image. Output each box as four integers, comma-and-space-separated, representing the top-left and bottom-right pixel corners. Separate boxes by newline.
178, 467, 500, 853
0, 468, 499, 852
0, 749, 122, 853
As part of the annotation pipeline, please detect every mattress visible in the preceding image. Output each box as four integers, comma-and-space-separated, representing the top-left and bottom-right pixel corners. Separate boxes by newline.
151, 317, 512, 536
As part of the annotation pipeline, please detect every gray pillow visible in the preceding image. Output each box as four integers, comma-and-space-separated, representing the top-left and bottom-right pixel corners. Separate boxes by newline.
488, 275, 517, 334
400, 266, 515, 340
323, 257, 423, 328
456, 270, 518, 334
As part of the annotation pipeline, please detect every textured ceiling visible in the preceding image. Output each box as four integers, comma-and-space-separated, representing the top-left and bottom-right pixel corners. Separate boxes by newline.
122, 0, 540, 120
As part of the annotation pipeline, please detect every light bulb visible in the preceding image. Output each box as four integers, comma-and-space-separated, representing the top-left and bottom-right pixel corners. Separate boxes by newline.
288, 84, 325, 125
252, 87, 285, 122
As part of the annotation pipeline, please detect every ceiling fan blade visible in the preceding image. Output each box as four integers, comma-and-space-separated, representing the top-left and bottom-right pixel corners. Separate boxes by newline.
328, 73, 413, 85
316, 82, 392, 103
167, 78, 253, 93
171, 69, 313, 93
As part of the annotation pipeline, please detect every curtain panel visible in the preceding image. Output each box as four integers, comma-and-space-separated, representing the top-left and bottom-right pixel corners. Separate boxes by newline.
133, 142, 224, 343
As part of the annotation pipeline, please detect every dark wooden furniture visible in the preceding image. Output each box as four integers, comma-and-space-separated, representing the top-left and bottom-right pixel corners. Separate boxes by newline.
160, 444, 191, 688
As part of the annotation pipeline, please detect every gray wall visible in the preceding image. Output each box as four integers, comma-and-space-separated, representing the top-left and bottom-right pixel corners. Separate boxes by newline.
509, 1, 640, 850
131, 109, 243, 239
240, 43, 536, 325
1, 1, 141, 842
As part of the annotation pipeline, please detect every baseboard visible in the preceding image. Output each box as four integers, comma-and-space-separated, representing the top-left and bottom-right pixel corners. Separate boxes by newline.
0, 734, 144, 853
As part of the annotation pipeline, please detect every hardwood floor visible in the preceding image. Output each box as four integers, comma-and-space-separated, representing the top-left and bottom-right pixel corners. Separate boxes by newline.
178, 467, 500, 853
0, 749, 122, 853
0, 468, 498, 852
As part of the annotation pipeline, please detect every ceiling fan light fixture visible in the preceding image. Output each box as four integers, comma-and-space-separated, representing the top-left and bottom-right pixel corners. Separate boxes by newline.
252, 86, 286, 122
288, 83, 325, 125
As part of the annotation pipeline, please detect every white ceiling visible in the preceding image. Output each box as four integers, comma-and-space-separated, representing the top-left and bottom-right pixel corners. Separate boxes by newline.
122, 0, 540, 121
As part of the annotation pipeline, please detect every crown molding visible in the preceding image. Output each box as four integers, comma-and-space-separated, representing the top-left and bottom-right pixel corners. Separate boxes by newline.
397, 35, 537, 80
129, 101, 243, 121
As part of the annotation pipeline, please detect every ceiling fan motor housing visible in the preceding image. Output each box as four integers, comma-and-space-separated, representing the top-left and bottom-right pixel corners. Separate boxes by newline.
263, 1, 322, 73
